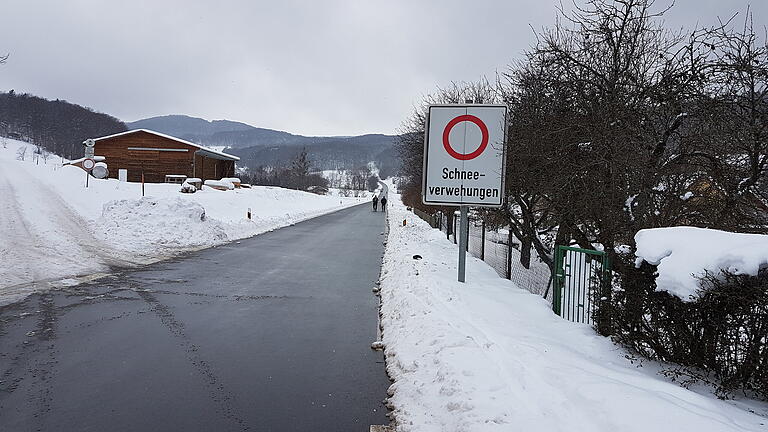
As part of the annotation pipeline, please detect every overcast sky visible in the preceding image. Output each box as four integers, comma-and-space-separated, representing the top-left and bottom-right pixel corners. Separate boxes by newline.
1, 1, 765, 136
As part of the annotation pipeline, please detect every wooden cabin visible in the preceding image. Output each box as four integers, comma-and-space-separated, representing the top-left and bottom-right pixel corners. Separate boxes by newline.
90, 129, 239, 183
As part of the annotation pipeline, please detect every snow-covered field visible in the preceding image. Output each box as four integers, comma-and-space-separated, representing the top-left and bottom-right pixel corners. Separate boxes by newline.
379, 185, 767, 432
0, 139, 365, 304
326, 187, 371, 198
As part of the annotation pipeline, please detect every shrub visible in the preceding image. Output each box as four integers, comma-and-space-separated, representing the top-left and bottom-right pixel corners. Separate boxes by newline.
608, 266, 768, 400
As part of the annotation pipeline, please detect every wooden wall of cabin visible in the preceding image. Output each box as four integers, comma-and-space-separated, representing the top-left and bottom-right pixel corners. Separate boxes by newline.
95, 131, 194, 183
94, 131, 237, 183
193, 156, 235, 181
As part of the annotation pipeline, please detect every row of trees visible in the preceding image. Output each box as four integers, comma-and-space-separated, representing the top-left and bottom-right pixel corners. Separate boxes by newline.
325, 167, 379, 191
0, 91, 127, 159
240, 148, 329, 192
398, 0, 767, 398
243, 148, 381, 195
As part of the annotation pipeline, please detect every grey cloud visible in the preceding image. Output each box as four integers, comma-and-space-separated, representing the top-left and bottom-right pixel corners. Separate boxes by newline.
1, 0, 765, 135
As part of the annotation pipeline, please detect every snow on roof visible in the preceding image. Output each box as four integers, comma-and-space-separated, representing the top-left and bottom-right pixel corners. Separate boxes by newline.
91, 129, 240, 161
66, 156, 106, 164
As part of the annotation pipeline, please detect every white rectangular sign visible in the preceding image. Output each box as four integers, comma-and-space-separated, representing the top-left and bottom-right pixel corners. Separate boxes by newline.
422, 104, 507, 207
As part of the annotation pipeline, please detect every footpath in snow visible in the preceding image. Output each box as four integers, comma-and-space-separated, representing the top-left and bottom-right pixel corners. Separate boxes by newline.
379, 187, 767, 432
0, 139, 365, 304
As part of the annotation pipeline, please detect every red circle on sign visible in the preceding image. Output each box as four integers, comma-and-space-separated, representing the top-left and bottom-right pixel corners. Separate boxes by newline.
442, 115, 489, 160
82, 158, 95, 170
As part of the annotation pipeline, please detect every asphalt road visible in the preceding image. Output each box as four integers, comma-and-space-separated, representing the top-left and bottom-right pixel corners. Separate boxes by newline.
0, 203, 390, 431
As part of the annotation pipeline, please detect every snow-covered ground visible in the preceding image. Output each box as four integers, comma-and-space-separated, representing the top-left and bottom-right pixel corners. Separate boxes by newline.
326, 187, 371, 198
379, 184, 767, 432
635, 226, 768, 300
0, 139, 365, 304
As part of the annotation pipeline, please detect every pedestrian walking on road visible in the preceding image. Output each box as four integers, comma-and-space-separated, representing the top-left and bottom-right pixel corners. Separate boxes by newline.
372, 194, 379, 212
380, 196, 387, 212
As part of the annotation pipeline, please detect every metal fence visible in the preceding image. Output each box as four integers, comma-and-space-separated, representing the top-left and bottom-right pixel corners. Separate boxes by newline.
553, 246, 611, 324
415, 210, 552, 300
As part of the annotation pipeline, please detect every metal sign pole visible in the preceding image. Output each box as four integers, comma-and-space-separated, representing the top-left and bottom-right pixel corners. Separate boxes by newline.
458, 205, 468, 282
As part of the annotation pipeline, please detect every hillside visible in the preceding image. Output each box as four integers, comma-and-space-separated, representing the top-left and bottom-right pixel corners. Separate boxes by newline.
128, 115, 400, 174
0, 91, 127, 159
128, 114, 357, 148
127, 114, 259, 141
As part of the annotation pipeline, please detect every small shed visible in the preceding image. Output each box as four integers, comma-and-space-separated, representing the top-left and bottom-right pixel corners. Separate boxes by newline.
89, 129, 239, 183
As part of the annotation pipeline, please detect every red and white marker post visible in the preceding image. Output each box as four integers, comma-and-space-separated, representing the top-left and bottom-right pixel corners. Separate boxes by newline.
82, 158, 95, 188
82, 138, 96, 189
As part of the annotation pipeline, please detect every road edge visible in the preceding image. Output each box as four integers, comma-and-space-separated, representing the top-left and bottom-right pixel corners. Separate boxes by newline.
371, 196, 396, 432
0, 201, 369, 308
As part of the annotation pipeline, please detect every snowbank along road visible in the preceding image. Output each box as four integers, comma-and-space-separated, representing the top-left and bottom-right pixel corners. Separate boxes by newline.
0, 138, 366, 305
0, 156, 132, 294
377, 188, 767, 431
0, 203, 390, 431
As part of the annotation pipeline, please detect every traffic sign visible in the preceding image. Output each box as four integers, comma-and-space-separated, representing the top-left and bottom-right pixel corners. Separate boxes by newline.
91, 162, 108, 179
422, 104, 507, 207
82, 158, 95, 170
83, 139, 95, 159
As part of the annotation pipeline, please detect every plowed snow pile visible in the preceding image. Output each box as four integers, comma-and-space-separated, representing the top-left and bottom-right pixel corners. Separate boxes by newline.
379, 185, 767, 432
98, 197, 228, 253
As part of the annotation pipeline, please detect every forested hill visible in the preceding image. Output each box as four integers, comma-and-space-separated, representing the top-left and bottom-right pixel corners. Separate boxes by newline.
127, 115, 255, 140
0, 91, 127, 159
231, 134, 399, 177
128, 115, 304, 149
129, 115, 400, 175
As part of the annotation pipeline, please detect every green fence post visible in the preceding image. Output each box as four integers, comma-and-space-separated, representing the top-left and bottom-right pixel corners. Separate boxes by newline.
552, 246, 563, 316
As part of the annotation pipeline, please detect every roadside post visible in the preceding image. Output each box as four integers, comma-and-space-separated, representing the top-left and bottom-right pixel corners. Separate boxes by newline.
82, 139, 96, 188
82, 157, 95, 188
421, 104, 507, 282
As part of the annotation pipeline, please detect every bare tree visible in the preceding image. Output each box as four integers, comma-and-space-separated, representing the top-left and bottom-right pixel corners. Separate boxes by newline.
395, 0, 768, 398
396, 79, 500, 238
693, 10, 768, 227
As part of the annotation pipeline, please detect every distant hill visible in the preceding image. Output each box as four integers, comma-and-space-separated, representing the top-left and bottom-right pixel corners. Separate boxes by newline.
128, 115, 400, 175
128, 115, 313, 149
127, 115, 255, 140
0, 91, 127, 159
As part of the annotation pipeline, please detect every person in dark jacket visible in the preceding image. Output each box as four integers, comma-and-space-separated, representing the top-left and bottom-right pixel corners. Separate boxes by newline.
380, 196, 388, 211
372, 195, 379, 212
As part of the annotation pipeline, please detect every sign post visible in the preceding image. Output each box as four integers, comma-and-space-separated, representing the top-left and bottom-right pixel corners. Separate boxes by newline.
421, 104, 507, 282
82, 139, 96, 189
82, 157, 95, 188
83, 139, 95, 159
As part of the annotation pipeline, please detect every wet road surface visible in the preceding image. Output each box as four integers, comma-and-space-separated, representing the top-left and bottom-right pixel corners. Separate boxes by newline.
0, 204, 389, 431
